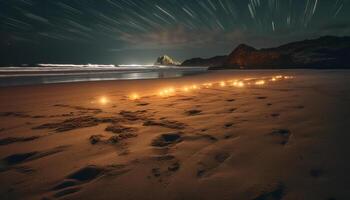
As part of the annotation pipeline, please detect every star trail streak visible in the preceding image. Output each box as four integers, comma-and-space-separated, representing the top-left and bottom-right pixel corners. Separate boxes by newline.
0, 0, 349, 65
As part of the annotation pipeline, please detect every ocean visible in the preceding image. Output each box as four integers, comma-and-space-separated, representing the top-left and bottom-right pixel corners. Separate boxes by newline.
0, 65, 208, 87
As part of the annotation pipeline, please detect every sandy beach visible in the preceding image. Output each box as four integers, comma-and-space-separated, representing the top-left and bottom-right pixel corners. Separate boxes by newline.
0, 70, 350, 200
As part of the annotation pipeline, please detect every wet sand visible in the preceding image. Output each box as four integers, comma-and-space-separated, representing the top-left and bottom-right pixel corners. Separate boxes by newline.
0, 70, 350, 200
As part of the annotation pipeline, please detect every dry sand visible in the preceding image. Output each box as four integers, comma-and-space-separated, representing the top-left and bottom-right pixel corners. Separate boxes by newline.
0, 70, 349, 200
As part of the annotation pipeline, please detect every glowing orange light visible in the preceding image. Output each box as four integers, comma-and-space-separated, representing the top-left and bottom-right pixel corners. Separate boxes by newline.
129, 93, 140, 100
202, 83, 213, 88
182, 86, 190, 92
126, 75, 296, 99
99, 96, 108, 105
255, 80, 265, 85
168, 87, 175, 93
159, 87, 175, 97
275, 75, 283, 79
191, 85, 198, 89
237, 81, 245, 87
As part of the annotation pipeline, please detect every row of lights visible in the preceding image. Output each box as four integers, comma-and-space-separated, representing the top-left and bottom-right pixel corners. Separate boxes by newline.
128, 75, 293, 100
97, 75, 294, 103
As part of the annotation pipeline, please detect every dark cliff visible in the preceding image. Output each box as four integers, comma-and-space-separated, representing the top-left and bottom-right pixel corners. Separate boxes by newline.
182, 36, 350, 70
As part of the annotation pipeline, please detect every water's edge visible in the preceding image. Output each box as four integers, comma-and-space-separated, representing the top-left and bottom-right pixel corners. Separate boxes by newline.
0, 67, 208, 87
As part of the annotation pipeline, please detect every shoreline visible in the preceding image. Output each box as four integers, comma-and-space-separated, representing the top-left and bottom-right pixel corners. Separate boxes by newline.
0, 68, 343, 88
0, 67, 208, 87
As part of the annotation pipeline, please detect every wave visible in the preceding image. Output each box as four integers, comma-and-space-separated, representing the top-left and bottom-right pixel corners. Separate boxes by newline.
38, 64, 116, 68
0, 64, 172, 72
0, 64, 207, 78
0, 66, 208, 86
0, 64, 185, 72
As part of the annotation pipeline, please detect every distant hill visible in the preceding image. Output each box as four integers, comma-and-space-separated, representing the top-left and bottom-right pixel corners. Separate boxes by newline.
181, 56, 227, 67
155, 55, 180, 66
181, 36, 350, 69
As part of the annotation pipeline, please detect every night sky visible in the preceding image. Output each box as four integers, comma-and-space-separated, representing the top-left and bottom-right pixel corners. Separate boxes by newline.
0, 0, 349, 65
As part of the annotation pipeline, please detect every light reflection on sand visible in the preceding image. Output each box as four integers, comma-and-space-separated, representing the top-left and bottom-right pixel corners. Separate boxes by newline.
255, 80, 266, 85
94, 75, 294, 103
129, 93, 140, 100
99, 96, 109, 105
122, 75, 294, 100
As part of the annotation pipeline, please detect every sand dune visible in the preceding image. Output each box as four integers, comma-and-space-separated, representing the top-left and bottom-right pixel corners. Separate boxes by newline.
0, 70, 350, 200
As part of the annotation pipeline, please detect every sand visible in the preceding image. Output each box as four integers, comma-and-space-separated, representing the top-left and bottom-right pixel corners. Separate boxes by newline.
0, 70, 349, 200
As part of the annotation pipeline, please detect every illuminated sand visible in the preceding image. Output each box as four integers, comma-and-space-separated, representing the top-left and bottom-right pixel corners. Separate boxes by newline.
0, 70, 350, 200
125, 75, 292, 100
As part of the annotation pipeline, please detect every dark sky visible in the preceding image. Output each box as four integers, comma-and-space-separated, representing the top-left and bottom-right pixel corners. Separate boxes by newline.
0, 0, 349, 65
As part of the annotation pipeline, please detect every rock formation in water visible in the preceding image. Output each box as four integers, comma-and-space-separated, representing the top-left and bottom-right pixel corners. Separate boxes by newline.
155, 55, 180, 66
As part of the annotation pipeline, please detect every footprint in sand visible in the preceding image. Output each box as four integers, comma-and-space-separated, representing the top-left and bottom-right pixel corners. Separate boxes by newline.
0, 145, 69, 172
270, 129, 291, 145
53, 104, 102, 114
150, 160, 181, 181
0, 152, 37, 171
0, 136, 41, 146
33, 116, 100, 132
0, 112, 47, 119
155, 161, 180, 173
150, 132, 183, 181
51, 165, 105, 198
223, 133, 236, 139
224, 122, 234, 128
270, 113, 280, 117
119, 110, 149, 121
185, 109, 202, 116
228, 108, 237, 113
0, 112, 31, 118
257, 96, 268, 100
137, 102, 149, 106
89, 135, 104, 145
151, 168, 161, 177
107, 133, 138, 144
197, 152, 230, 178
151, 132, 183, 147
88, 123, 138, 144
253, 183, 286, 200
105, 124, 137, 135
33, 116, 121, 132
51, 164, 130, 198
143, 119, 186, 130
168, 161, 180, 172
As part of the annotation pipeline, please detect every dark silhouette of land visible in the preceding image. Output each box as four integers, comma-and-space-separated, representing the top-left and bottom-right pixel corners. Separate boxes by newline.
181, 36, 350, 69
